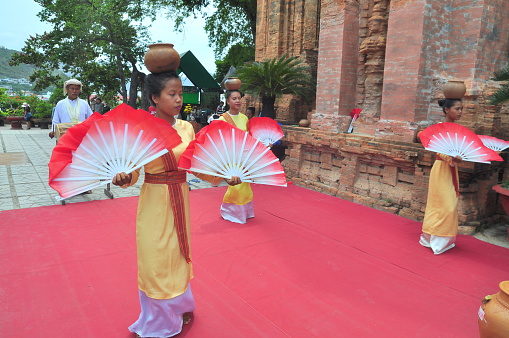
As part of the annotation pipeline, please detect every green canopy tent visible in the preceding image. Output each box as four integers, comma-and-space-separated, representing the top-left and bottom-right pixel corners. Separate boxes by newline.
177, 51, 221, 106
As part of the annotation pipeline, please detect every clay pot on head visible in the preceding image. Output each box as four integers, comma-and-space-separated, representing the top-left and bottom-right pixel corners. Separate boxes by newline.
478, 281, 509, 337
299, 119, 310, 127
144, 43, 180, 73
224, 77, 242, 90
443, 80, 466, 99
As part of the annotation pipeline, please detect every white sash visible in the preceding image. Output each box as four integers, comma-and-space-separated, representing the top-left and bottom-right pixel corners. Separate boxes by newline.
64, 99, 81, 122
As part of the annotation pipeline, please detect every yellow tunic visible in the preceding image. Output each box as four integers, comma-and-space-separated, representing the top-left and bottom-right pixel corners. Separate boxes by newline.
421, 154, 459, 237
218, 113, 253, 205
128, 119, 216, 299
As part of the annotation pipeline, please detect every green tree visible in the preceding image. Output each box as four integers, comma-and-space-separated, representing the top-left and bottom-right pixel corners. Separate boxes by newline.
152, 0, 256, 58
490, 66, 509, 104
236, 55, 315, 119
9, 0, 156, 108
214, 43, 254, 82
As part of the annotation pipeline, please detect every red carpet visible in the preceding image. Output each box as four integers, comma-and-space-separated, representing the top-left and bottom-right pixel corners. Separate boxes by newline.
1, 185, 507, 337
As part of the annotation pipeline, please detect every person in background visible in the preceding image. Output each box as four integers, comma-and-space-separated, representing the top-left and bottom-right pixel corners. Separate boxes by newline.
49, 79, 93, 139
218, 90, 254, 224
22, 102, 32, 130
244, 106, 255, 120
112, 70, 240, 337
94, 97, 105, 114
419, 98, 463, 255
216, 101, 224, 115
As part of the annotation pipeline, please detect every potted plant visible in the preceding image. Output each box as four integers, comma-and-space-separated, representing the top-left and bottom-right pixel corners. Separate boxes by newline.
492, 181, 509, 240
0, 110, 6, 126
5, 108, 24, 129
493, 181, 509, 215
31, 101, 54, 129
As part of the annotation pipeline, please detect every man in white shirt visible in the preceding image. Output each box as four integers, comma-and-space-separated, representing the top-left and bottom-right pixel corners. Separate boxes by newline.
49, 79, 93, 139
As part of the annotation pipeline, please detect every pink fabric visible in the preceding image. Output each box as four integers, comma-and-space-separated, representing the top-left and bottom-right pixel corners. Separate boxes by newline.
128, 284, 195, 337
220, 201, 255, 224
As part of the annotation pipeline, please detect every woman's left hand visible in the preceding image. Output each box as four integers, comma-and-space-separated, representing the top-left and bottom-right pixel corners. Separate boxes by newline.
112, 172, 132, 186
225, 176, 242, 186
453, 155, 462, 163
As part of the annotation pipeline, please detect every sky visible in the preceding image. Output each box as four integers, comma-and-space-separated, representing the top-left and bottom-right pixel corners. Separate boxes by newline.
0, 0, 217, 74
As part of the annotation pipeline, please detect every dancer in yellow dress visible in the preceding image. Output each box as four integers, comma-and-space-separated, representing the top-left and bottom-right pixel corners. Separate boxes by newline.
419, 98, 463, 255
112, 71, 240, 337
218, 89, 254, 224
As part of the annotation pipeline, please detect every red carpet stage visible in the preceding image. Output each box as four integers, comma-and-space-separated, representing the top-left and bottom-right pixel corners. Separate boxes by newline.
1, 185, 507, 337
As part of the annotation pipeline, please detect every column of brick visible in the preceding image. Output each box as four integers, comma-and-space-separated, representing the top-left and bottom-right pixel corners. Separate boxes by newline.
313, 0, 360, 133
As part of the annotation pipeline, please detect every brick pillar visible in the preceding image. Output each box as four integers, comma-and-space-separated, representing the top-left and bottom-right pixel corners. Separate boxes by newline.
447, 0, 509, 81
312, 0, 360, 133
376, 0, 429, 142
377, 0, 509, 142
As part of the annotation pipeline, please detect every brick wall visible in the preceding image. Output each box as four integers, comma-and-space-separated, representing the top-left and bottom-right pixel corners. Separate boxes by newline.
282, 126, 508, 228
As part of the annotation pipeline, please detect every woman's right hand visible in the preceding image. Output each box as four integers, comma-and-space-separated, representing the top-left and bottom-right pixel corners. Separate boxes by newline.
112, 172, 132, 186
225, 176, 242, 186
453, 155, 462, 163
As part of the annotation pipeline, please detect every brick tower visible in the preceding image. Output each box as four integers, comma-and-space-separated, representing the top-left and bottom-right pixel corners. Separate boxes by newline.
255, 0, 509, 229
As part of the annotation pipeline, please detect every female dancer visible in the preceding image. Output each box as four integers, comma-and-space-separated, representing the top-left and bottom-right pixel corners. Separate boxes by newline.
419, 98, 463, 254
112, 71, 240, 337
218, 89, 254, 224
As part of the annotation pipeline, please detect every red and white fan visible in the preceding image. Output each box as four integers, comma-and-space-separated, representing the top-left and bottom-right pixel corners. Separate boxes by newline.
478, 135, 509, 152
49, 104, 182, 200
419, 122, 503, 163
247, 117, 284, 146
179, 120, 287, 186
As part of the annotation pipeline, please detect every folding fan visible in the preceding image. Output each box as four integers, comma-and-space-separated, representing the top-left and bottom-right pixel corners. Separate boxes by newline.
247, 117, 284, 147
179, 120, 287, 186
478, 135, 509, 152
347, 108, 362, 133
419, 122, 503, 163
49, 104, 182, 200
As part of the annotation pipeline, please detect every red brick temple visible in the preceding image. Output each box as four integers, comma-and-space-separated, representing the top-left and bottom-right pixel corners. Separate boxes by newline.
252, 0, 509, 232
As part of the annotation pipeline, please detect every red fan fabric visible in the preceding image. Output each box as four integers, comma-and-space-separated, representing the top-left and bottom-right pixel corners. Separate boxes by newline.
478, 135, 509, 152
247, 117, 284, 146
419, 123, 502, 163
49, 104, 183, 198
179, 120, 287, 186
179, 120, 244, 173
48, 112, 104, 183
350, 108, 362, 119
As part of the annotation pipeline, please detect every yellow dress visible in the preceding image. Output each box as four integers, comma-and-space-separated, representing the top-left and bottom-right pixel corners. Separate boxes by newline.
128, 119, 217, 299
421, 153, 459, 237
218, 113, 253, 205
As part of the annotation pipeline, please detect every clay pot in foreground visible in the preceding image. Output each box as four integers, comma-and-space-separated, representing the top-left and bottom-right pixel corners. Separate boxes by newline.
478, 281, 509, 337
144, 43, 180, 73
443, 80, 466, 99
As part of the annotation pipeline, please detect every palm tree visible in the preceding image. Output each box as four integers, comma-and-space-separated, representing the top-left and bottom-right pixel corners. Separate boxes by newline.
236, 54, 315, 119
490, 66, 509, 104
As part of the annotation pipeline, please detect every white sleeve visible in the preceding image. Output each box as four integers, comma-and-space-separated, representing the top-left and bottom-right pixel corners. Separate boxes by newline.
52, 101, 65, 131
84, 100, 93, 118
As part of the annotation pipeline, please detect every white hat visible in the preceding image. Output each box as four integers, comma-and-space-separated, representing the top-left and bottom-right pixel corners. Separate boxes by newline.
22, 102, 29, 107
63, 79, 82, 95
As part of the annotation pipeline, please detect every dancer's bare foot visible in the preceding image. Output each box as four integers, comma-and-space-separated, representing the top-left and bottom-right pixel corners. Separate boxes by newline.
183, 312, 193, 324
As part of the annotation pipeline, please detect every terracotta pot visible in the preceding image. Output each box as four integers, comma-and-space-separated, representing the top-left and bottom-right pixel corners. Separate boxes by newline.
443, 80, 466, 99
144, 43, 180, 73
6, 116, 24, 130
492, 184, 509, 240
224, 77, 242, 90
299, 119, 310, 127
478, 281, 509, 337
